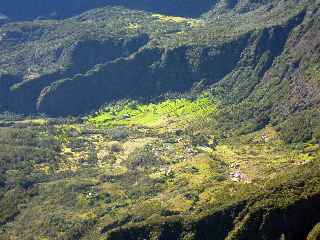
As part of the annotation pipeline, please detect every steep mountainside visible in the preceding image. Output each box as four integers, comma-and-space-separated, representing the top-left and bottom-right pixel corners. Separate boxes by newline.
0, 0, 320, 239
1, 0, 318, 119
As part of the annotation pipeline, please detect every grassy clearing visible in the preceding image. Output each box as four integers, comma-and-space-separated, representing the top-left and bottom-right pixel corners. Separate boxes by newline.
151, 13, 202, 28
17, 118, 48, 126
127, 23, 141, 30
87, 97, 216, 129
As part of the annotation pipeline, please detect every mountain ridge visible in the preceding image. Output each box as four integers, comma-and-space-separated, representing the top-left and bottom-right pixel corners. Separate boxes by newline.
0, 1, 319, 239
0, 0, 313, 117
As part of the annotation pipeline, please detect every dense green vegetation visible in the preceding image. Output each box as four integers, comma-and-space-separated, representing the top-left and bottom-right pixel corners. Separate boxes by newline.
0, 0, 314, 116
0, 94, 319, 239
0, 0, 320, 239
87, 97, 216, 127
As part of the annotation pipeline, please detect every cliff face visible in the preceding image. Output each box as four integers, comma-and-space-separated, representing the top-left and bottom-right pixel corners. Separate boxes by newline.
5, 33, 150, 114
36, 6, 308, 117
212, 4, 320, 141
36, 34, 251, 116
0, 0, 318, 123
0, 1, 320, 240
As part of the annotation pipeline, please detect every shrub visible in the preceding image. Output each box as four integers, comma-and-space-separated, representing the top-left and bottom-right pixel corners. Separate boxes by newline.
278, 111, 320, 143
127, 147, 160, 170
110, 142, 123, 153
190, 132, 210, 146
110, 127, 129, 141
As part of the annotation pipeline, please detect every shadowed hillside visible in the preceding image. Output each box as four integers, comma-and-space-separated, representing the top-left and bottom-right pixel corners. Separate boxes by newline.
1, 0, 317, 119
0, 0, 320, 239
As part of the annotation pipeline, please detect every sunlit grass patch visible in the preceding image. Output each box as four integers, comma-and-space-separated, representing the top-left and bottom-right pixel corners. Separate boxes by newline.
57, 144, 84, 172
152, 13, 189, 23
167, 194, 193, 212
169, 153, 221, 188
130, 198, 163, 218
99, 165, 128, 176
34, 163, 51, 174
151, 13, 202, 28
98, 182, 126, 200
87, 97, 217, 129
127, 23, 141, 30
18, 118, 48, 126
